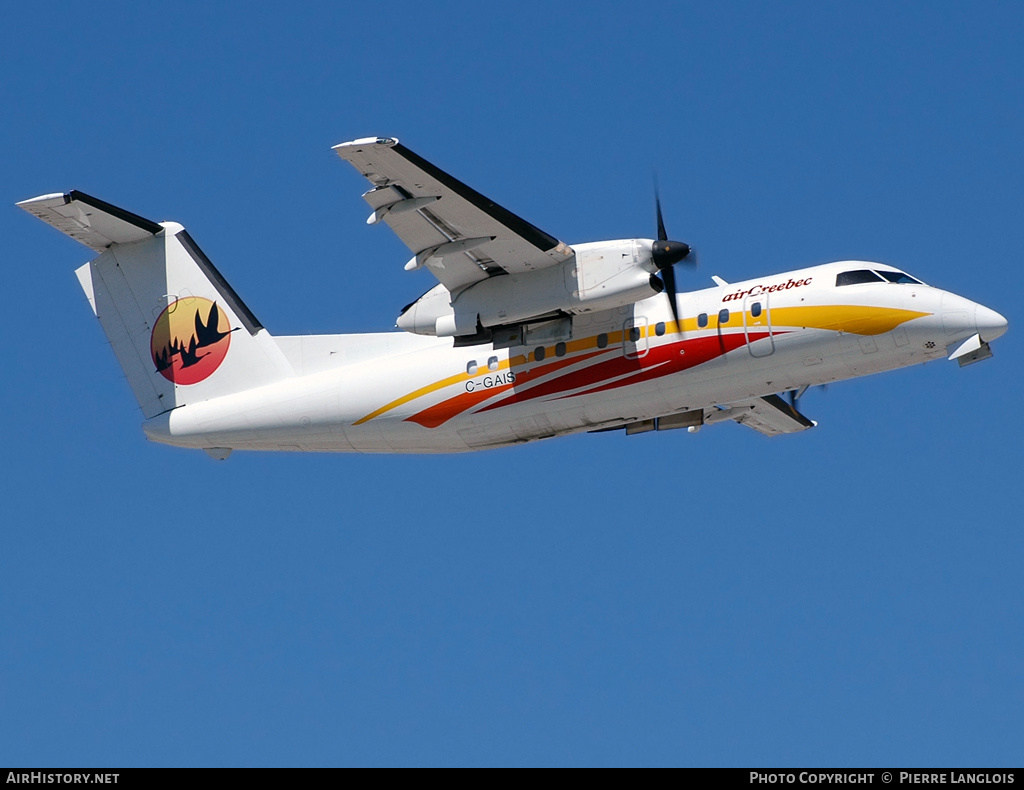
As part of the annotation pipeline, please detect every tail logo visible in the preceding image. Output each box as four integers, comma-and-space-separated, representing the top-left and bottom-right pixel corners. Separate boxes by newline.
151, 297, 234, 385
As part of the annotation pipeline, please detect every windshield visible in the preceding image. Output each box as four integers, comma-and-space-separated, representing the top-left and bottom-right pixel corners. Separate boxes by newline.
876, 270, 923, 285
836, 269, 924, 287
836, 270, 884, 286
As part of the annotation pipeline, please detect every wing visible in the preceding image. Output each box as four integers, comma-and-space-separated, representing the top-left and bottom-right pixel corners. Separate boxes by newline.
611, 394, 817, 438
333, 137, 574, 292
721, 394, 817, 437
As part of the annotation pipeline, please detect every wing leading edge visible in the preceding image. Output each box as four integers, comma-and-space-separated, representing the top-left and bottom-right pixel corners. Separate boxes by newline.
333, 137, 574, 292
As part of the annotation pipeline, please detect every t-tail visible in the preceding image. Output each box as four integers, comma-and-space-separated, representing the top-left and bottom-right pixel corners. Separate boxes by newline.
18, 191, 293, 419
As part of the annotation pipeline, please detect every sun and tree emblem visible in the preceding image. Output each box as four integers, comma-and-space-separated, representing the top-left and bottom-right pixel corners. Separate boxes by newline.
150, 297, 234, 384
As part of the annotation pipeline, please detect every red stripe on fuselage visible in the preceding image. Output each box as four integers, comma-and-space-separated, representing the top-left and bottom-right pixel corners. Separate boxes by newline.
407, 331, 772, 428
405, 350, 604, 428
483, 331, 768, 410
558, 331, 765, 399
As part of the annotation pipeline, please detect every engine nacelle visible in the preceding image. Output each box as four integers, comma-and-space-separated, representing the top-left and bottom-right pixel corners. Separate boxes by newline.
397, 239, 660, 337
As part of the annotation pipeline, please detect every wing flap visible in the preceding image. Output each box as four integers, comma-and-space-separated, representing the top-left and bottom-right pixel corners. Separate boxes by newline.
334, 137, 574, 292
17, 191, 163, 252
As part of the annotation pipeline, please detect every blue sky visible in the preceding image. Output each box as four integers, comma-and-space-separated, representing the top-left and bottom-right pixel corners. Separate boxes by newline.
2, 1, 1021, 767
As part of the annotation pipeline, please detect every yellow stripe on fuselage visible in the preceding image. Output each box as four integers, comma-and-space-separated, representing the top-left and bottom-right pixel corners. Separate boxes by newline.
353, 353, 527, 425
770, 305, 930, 335
353, 303, 930, 425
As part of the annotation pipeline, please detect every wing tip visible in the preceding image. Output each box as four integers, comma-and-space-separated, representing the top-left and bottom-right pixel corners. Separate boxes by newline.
332, 136, 399, 153
16, 192, 70, 210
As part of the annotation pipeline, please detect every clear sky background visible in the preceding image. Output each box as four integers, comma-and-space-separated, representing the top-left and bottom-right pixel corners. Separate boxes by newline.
2, 1, 1021, 767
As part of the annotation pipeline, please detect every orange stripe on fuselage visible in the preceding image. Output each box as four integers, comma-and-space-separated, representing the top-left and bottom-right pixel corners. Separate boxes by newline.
353, 353, 528, 425
406, 351, 605, 428
355, 303, 930, 426
482, 330, 765, 413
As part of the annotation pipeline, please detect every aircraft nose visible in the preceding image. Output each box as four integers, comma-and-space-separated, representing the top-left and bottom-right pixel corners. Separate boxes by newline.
975, 304, 1008, 342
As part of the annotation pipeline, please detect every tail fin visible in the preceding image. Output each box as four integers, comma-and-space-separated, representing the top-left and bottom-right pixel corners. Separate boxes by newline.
19, 191, 293, 418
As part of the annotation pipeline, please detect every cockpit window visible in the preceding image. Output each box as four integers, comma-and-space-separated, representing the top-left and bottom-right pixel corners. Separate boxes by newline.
836, 270, 885, 286
876, 270, 923, 285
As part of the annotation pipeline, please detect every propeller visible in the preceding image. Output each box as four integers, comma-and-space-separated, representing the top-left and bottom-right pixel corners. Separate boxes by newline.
652, 183, 696, 332
786, 386, 808, 410
786, 384, 828, 411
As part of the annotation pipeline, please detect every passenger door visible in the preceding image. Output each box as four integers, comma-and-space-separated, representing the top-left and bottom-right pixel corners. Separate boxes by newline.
743, 293, 775, 358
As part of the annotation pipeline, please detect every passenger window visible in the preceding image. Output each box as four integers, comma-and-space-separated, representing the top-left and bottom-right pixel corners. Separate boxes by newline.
487, 356, 499, 371
836, 270, 885, 286
466, 360, 478, 375
597, 333, 608, 349
698, 313, 708, 328
718, 309, 730, 324
535, 346, 545, 361
751, 302, 762, 318
629, 327, 641, 342
655, 322, 666, 336
555, 342, 566, 357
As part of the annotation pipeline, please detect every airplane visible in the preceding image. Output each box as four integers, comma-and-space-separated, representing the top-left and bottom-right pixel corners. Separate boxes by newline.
18, 136, 1008, 458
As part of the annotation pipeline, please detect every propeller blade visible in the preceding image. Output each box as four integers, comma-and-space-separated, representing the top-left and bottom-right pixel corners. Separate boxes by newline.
652, 182, 693, 269
651, 179, 695, 332
655, 190, 668, 242
786, 384, 816, 411
662, 263, 682, 331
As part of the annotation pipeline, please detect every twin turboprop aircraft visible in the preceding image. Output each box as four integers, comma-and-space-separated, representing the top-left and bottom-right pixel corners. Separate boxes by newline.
19, 136, 1008, 457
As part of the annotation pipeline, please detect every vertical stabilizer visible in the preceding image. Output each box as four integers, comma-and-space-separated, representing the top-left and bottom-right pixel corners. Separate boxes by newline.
20, 192, 293, 418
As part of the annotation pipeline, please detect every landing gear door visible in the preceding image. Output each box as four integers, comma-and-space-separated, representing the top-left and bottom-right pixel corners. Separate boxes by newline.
743, 293, 775, 357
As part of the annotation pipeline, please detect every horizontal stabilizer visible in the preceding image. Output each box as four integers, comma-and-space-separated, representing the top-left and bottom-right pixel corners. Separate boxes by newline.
17, 191, 163, 252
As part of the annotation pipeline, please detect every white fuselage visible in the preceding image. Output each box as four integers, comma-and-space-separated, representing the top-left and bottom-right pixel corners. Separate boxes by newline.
142, 260, 1007, 454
